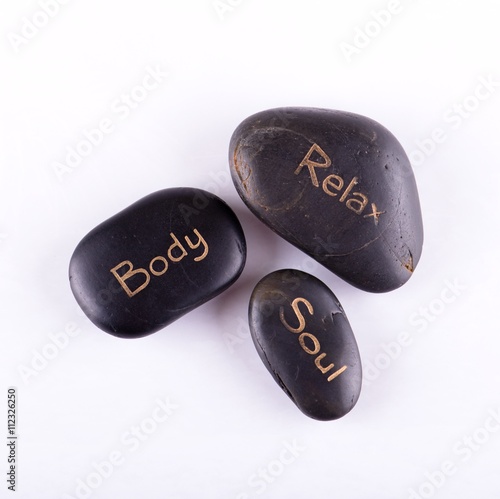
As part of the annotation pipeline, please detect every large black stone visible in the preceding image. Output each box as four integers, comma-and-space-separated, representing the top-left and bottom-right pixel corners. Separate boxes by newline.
229, 107, 424, 292
69, 188, 246, 338
249, 269, 362, 421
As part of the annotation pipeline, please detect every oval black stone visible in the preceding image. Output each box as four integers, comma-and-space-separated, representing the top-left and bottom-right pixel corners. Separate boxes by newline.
69, 188, 246, 338
249, 269, 362, 421
229, 107, 424, 292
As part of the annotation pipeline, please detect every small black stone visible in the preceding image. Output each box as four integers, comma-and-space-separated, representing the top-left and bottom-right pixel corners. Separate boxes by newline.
249, 269, 362, 421
229, 107, 424, 292
69, 188, 246, 338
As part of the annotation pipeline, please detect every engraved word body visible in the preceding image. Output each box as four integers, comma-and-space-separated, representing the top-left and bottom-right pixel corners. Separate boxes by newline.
110, 228, 208, 298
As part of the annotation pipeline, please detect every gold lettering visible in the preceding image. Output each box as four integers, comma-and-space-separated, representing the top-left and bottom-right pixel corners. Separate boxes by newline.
110, 261, 150, 298
109, 228, 209, 298
295, 142, 384, 222
280, 295, 349, 382
167, 233, 188, 262
339, 177, 358, 202
184, 228, 209, 262
363, 202, 386, 225
294, 143, 332, 187
327, 365, 348, 381
314, 353, 334, 374
149, 256, 168, 276
299, 332, 320, 355
322, 174, 344, 197
346, 192, 369, 214
279, 297, 314, 334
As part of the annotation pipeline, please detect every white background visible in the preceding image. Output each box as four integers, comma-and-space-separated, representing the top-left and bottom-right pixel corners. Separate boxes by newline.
1, 1, 499, 498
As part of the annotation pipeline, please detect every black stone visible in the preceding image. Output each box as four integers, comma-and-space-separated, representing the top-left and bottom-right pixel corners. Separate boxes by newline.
249, 269, 362, 421
69, 188, 246, 338
229, 107, 424, 293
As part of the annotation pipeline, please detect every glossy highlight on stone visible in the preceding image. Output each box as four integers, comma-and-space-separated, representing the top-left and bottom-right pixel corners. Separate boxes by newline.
69, 188, 246, 338
249, 269, 362, 421
229, 107, 424, 292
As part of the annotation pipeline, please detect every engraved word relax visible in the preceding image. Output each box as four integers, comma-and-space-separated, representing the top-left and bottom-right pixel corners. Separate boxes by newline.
279, 297, 347, 382
110, 228, 208, 298
295, 143, 385, 225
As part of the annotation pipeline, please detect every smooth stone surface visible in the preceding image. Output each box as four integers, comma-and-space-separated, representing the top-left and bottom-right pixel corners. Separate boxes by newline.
249, 269, 362, 421
69, 188, 246, 338
229, 107, 424, 292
